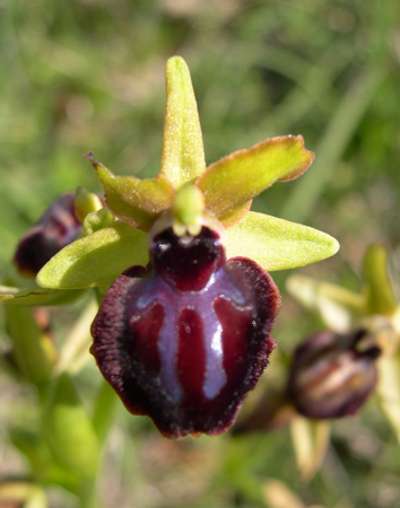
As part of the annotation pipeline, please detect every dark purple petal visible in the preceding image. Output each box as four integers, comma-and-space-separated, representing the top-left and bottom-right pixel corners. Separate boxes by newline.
13, 194, 81, 276
91, 226, 280, 437
288, 329, 380, 419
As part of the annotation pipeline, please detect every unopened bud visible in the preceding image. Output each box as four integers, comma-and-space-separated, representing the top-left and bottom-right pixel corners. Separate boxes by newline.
288, 329, 380, 419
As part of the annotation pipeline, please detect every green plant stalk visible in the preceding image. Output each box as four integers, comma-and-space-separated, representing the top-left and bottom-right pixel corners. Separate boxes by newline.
92, 380, 118, 443
56, 299, 98, 374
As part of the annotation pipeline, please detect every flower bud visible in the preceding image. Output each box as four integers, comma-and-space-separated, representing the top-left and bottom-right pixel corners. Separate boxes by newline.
288, 329, 380, 419
13, 194, 81, 276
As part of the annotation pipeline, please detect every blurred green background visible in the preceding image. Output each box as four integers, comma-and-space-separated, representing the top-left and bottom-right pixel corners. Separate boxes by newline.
1, 0, 400, 507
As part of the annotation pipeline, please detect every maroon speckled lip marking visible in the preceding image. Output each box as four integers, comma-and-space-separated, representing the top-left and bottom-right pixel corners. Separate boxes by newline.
13, 194, 81, 276
91, 226, 280, 437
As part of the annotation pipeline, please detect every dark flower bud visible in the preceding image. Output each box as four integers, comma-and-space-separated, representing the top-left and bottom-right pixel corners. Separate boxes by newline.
288, 329, 380, 419
13, 194, 81, 276
91, 224, 280, 437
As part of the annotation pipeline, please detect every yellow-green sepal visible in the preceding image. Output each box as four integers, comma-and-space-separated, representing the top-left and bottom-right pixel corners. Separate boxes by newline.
160, 56, 206, 188
224, 211, 339, 272
37, 224, 149, 290
198, 135, 314, 220
94, 159, 174, 229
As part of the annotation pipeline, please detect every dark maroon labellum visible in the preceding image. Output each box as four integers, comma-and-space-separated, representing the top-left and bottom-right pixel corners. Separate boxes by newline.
288, 329, 380, 419
91, 225, 280, 437
13, 194, 81, 276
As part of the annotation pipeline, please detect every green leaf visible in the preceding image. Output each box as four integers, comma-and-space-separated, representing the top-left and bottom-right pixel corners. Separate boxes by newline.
10, 428, 78, 491
37, 223, 149, 290
0, 285, 82, 306
4, 305, 55, 385
290, 416, 330, 481
198, 135, 314, 219
362, 244, 397, 315
94, 160, 174, 228
224, 212, 339, 272
287, 274, 364, 332
43, 374, 100, 479
160, 56, 206, 188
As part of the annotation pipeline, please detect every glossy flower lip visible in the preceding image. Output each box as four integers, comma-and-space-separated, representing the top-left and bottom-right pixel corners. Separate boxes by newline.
91, 225, 280, 437
288, 329, 380, 419
14, 194, 81, 277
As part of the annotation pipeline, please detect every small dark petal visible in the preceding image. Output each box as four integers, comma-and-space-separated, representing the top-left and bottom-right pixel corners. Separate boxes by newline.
91, 227, 280, 437
13, 194, 81, 276
288, 329, 380, 419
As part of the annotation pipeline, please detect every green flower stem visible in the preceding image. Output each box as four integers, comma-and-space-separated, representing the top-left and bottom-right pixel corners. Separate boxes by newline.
92, 380, 118, 444
290, 417, 330, 481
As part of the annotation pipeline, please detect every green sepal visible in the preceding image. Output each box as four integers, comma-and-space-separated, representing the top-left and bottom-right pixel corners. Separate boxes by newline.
0, 285, 82, 306
198, 135, 314, 220
4, 305, 56, 386
219, 200, 252, 228
94, 159, 174, 228
287, 274, 364, 332
160, 56, 206, 188
362, 244, 397, 316
37, 223, 149, 290
42, 374, 100, 479
224, 211, 339, 272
